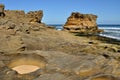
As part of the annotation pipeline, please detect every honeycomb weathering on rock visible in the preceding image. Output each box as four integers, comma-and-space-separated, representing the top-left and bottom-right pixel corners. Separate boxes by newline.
63, 12, 103, 34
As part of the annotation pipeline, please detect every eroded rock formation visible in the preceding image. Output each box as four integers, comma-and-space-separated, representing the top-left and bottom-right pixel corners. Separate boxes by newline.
0, 9, 120, 80
64, 12, 103, 34
4, 10, 43, 23
26, 10, 43, 23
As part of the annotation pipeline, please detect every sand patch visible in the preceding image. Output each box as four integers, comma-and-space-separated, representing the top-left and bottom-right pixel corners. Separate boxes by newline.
8, 54, 47, 74
12, 65, 40, 74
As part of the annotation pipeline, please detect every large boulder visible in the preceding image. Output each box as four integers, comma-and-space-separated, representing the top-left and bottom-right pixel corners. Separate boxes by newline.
64, 12, 103, 34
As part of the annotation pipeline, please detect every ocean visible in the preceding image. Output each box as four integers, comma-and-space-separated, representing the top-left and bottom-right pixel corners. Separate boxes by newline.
99, 25, 120, 40
48, 24, 120, 40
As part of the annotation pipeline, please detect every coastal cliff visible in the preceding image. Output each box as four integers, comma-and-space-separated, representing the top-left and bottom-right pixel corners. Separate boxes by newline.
64, 12, 103, 34
0, 10, 120, 80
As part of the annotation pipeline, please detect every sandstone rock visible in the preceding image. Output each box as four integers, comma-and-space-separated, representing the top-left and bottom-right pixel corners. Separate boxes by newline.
4, 10, 25, 24
34, 73, 80, 80
64, 12, 103, 34
0, 61, 5, 67
3, 10, 43, 24
4, 10, 25, 18
0, 9, 120, 80
0, 50, 119, 79
0, 35, 26, 52
88, 74, 120, 80
26, 10, 43, 23
107, 47, 119, 52
35, 51, 105, 78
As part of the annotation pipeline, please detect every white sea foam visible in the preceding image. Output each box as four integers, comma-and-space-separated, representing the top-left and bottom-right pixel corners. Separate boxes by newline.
99, 27, 120, 30
49, 24, 120, 40
99, 34, 120, 40
98, 25, 120, 40
104, 30, 120, 34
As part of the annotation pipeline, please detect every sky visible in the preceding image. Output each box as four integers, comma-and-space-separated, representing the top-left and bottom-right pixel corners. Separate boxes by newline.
0, 0, 120, 24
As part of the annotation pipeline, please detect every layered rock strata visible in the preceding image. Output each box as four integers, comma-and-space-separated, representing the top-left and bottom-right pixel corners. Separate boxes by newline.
0, 9, 120, 80
64, 12, 103, 34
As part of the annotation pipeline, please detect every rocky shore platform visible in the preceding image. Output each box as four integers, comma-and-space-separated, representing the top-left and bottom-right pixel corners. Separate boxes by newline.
0, 10, 120, 80
75, 33, 120, 45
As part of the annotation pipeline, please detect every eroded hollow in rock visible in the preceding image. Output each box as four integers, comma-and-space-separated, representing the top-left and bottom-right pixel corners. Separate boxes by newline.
12, 65, 40, 74
7, 54, 47, 74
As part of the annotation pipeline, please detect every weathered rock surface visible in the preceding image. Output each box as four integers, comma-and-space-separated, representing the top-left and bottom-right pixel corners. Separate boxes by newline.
26, 10, 43, 23
0, 35, 25, 52
4, 10, 43, 23
1, 51, 120, 80
64, 12, 103, 34
0, 9, 120, 80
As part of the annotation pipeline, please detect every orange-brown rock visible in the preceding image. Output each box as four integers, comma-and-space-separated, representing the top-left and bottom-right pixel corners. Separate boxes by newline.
26, 10, 43, 23
4, 10, 43, 23
0, 9, 120, 80
64, 12, 103, 34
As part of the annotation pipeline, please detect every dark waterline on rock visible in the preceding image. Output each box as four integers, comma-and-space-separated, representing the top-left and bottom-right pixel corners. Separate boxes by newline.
78, 35, 120, 45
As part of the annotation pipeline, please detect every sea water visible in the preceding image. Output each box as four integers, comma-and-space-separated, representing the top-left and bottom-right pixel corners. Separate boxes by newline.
48, 24, 120, 40
99, 25, 120, 40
